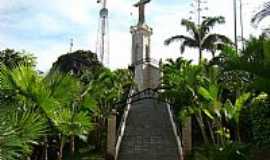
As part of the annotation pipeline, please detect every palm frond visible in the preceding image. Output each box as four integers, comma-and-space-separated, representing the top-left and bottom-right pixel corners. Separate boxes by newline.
0, 110, 47, 160
181, 19, 198, 33
44, 71, 81, 106
202, 34, 232, 54
201, 16, 225, 35
180, 39, 198, 53
0, 65, 58, 115
252, 2, 270, 25
51, 108, 93, 137
202, 34, 232, 47
181, 19, 200, 40
165, 35, 197, 49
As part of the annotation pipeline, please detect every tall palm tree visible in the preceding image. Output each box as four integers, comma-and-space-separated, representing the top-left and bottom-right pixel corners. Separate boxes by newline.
252, 1, 270, 25
165, 16, 232, 63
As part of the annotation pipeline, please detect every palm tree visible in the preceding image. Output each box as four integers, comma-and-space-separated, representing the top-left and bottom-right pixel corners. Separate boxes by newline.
44, 71, 95, 159
252, 1, 270, 25
0, 66, 48, 160
0, 65, 96, 160
165, 16, 232, 63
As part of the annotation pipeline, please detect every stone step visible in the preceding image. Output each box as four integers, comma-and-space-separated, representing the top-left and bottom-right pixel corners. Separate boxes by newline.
118, 99, 179, 160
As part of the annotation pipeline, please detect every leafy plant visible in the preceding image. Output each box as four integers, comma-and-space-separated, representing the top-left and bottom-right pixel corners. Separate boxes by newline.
0, 110, 47, 160
250, 93, 270, 149
188, 143, 250, 160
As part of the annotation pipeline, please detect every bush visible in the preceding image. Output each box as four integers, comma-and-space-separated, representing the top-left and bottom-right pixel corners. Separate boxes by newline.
187, 143, 250, 160
251, 94, 270, 149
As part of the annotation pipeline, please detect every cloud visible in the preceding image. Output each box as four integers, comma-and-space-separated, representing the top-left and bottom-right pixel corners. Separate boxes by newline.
0, 0, 269, 72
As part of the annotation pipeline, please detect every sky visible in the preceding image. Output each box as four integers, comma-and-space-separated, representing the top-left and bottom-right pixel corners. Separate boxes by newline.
0, 0, 269, 72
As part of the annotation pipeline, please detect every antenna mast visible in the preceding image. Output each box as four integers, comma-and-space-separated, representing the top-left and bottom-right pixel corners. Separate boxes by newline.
96, 0, 110, 67
69, 38, 74, 53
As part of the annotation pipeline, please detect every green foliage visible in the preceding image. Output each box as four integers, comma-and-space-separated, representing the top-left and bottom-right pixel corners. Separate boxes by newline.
52, 108, 93, 138
0, 110, 47, 160
0, 49, 36, 69
51, 50, 103, 80
198, 84, 223, 118
224, 93, 251, 124
188, 143, 250, 160
88, 69, 133, 118
215, 36, 270, 93
161, 58, 204, 111
0, 65, 98, 159
44, 71, 81, 106
250, 94, 270, 149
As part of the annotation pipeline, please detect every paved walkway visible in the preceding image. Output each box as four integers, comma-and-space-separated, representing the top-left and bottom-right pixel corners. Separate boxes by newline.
118, 99, 178, 160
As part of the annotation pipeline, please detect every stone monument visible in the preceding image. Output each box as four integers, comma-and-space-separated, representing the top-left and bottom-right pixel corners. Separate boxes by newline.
130, 0, 160, 91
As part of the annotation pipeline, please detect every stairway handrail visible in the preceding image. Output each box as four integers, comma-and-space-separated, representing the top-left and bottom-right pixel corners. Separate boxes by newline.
115, 88, 134, 160
132, 57, 159, 67
167, 103, 184, 160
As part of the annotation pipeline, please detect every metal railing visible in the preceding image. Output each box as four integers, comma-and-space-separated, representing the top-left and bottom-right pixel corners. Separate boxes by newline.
127, 88, 158, 104
132, 58, 159, 67
166, 103, 184, 160
115, 88, 134, 160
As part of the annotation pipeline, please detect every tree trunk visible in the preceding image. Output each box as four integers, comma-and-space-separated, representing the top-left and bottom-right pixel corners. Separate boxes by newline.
199, 48, 203, 64
195, 112, 209, 144
207, 121, 216, 144
58, 136, 65, 160
216, 120, 225, 145
70, 135, 75, 159
237, 124, 241, 143
182, 117, 192, 157
211, 51, 215, 59
44, 136, 48, 160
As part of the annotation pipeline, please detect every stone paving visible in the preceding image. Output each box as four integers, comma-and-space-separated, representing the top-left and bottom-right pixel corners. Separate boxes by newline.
118, 99, 179, 160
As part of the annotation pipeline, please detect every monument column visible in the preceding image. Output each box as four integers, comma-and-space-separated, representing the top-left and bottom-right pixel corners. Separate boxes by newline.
131, 0, 156, 91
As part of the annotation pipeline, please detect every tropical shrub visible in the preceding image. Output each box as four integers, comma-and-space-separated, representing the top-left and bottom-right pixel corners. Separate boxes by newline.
51, 50, 103, 81
187, 143, 250, 160
0, 110, 47, 160
250, 94, 270, 149
0, 49, 36, 68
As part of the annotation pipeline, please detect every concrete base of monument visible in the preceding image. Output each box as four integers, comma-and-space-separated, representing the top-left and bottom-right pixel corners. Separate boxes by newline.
134, 63, 160, 91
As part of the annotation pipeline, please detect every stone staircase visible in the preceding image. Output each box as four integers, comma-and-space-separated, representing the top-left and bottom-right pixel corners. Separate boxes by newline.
117, 99, 179, 160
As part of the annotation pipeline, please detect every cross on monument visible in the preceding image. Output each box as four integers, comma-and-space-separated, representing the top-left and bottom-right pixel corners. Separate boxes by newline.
134, 0, 151, 25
